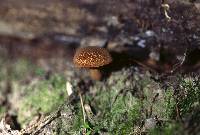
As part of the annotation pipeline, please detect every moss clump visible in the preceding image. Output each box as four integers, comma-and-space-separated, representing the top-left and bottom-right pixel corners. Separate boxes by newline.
18, 74, 67, 126
1, 58, 200, 134
149, 122, 184, 135
10, 59, 35, 80
178, 77, 200, 116
93, 89, 141, 134
0, 107, 6, 118
68, 69, 200, 134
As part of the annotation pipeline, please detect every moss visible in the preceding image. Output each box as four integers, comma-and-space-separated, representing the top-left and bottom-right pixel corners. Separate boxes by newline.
69, 69, 144, 134
149, 122, 184, 135
145, 76, 200, 134
1, 58, 200, 134
10, 59, 35, 80
71, 104, 85, 132
96, 91, 141, 134
178, 77, 200, 116
68, 69, 185, 134
0, 107, 6, 118
163, 89, 176, 118
34, 67, 46, 77
18, 74, 67, 126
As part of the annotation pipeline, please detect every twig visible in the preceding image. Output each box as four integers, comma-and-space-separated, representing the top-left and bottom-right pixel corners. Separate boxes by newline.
161, 0, 171, 21
151, 47, 188, 82
78, 92, 86, 124
170, 48, 188, 74
20, 109, 61, 135
130, 59, 157, 73
175, 102, 183, 123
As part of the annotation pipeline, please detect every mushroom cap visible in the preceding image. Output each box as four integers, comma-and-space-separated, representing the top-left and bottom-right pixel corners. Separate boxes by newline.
73, 46, 112, 68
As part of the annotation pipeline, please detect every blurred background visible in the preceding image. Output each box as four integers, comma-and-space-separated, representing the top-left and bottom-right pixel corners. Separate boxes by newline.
0, 0, 199, 72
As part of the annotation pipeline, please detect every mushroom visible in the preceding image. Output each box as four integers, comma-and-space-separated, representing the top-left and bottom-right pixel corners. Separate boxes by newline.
73, 46, 112, 80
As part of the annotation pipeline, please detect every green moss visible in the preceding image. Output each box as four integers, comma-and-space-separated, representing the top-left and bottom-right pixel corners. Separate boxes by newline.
35, 67, 46, 77
18, 74, 67, 126
1, 58, 200, 134
72, 104, 85, 131
11, 59, 35, 80
164, 89, 176, 118
178, 77, 200, 116
145, 76, 200, 134
0, 107, 6, 118
74, 72, 143, 134
149, 122, 184, 135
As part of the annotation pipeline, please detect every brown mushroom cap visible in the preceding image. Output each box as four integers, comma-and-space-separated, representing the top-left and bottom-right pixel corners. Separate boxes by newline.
73, 46, 112, 68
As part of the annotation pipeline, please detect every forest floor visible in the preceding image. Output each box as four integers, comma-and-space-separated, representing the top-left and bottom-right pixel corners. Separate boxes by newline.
0, 0, 200, 134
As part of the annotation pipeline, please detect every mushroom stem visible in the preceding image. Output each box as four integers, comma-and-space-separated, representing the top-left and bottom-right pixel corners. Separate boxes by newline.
89, 69, 102, 81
